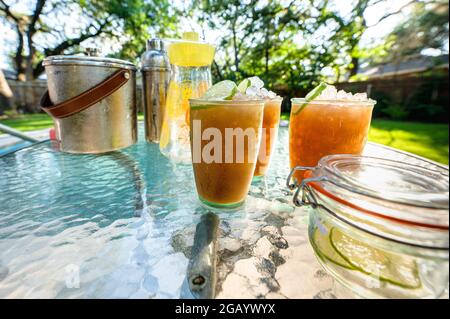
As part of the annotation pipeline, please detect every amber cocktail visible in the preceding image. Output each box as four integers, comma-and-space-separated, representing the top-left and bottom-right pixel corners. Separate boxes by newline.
189, 99, 264, 208
254, 98, 282, 178
289, 98, 375, 182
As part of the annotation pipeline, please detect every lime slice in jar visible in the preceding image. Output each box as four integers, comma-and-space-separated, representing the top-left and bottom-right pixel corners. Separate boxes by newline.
312, 228, 355, 270
330, 228, 422, 289
293, 82, 328, 115
201, 80, 238, 101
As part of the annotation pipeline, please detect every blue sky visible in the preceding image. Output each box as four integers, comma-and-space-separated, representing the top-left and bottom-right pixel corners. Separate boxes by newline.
0, 0, 445, 70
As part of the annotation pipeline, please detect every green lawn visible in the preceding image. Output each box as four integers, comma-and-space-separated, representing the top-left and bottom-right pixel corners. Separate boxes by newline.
1, 113, 448, 165
369, 120, 449, 165
0, 113, 54, 131
0, 113, 145, 130
282, 114, 449, 164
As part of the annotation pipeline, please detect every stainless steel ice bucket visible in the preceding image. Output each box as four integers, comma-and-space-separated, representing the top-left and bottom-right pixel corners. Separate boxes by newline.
41, 54, 137, 154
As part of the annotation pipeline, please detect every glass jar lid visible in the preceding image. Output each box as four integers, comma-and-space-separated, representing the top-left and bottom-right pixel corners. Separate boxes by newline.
288, 155, 449, 249
289, 155, 449, 231
310, 155, 448, 229
317, 155, 449, 209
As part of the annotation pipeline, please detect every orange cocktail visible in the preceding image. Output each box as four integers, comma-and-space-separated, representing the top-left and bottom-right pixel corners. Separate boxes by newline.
189, 99, 264, 208
254, 98, 282, 178
289, 98, 375, 181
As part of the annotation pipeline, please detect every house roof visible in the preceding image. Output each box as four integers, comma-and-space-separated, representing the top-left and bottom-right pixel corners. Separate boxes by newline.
360, 54, 449, 79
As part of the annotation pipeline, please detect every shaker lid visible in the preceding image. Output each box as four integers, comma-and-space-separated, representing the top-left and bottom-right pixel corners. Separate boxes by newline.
166, 32, 215, 67
147, 38, 165, 51
43, 55, 137, 71
307, 155, 449, 230
141, 38, 170, 70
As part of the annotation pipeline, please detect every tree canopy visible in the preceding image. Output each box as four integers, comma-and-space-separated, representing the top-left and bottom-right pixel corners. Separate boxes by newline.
0, 0, 177, 81
1, 0, 448, 96
384, 0, 449, 61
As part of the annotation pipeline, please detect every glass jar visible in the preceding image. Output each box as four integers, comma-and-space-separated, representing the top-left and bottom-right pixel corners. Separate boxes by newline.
287, 155, 449, 299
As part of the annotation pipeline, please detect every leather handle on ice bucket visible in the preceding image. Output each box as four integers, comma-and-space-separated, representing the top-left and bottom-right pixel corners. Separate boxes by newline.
40, 69, 130, 119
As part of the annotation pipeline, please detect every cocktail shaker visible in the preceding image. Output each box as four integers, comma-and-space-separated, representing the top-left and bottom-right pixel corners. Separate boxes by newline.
141, 38, 170, 143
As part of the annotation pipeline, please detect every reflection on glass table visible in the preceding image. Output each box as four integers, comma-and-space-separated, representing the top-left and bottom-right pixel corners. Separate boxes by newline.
0, 125, 447, 298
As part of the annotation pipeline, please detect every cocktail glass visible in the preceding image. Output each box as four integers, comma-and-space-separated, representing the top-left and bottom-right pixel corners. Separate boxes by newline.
189, 99, 264, 208
253, 98, 282, 179
289, 98, 375, 182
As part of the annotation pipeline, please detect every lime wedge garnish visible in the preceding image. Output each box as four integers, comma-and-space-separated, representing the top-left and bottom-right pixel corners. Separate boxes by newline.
330, 228, 422, 289
293, 82, 328, 115
237, 79, 251, 93
237, 76, 264, 93
202, 80, 237, 100
311, 228, 354, 270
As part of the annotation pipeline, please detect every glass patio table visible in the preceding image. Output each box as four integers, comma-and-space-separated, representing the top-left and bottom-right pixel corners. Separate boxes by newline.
0, 124, 448, 299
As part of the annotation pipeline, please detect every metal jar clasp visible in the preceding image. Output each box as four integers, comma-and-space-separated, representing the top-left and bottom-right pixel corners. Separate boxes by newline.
286, 166, 326, 207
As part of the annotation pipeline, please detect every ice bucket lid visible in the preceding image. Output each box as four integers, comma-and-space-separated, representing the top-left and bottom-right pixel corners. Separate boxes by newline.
43, 55, 137, 71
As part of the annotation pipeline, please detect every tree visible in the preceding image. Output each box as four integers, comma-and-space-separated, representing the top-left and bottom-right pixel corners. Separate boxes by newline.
196, 0, 447, 90
321, 0, 428, 81
0, 69, 13, 115
384, 0, 449, 60
196, 0, 337, 94
346, 0, 449, 81
196, 0, 399, 93
0, 0, 177, 81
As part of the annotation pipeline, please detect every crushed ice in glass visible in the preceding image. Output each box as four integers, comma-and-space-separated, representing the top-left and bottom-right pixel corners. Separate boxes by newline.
233, 84, 279, 101
317, 84, 370, 102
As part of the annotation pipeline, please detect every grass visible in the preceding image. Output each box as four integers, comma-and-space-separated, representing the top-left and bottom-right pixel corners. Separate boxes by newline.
369, 119, 449, 165
1, 113, 448, 165
283, 113, 449, 164
0, 113, 145, 130
0, 113, 54, 132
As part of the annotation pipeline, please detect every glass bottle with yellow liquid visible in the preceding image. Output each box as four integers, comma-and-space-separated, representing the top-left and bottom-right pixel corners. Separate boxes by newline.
159, 32, 216, 163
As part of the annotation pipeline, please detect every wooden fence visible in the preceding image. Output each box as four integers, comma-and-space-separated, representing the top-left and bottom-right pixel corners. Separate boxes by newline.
5, 79, 145, 113
335, 71, 449, 122
4, 69, 449, 121
335, 73, 449, 107
6, 80, 47, 113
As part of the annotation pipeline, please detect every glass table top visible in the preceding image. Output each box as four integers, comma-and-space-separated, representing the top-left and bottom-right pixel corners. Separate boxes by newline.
0, 125, 447, 298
